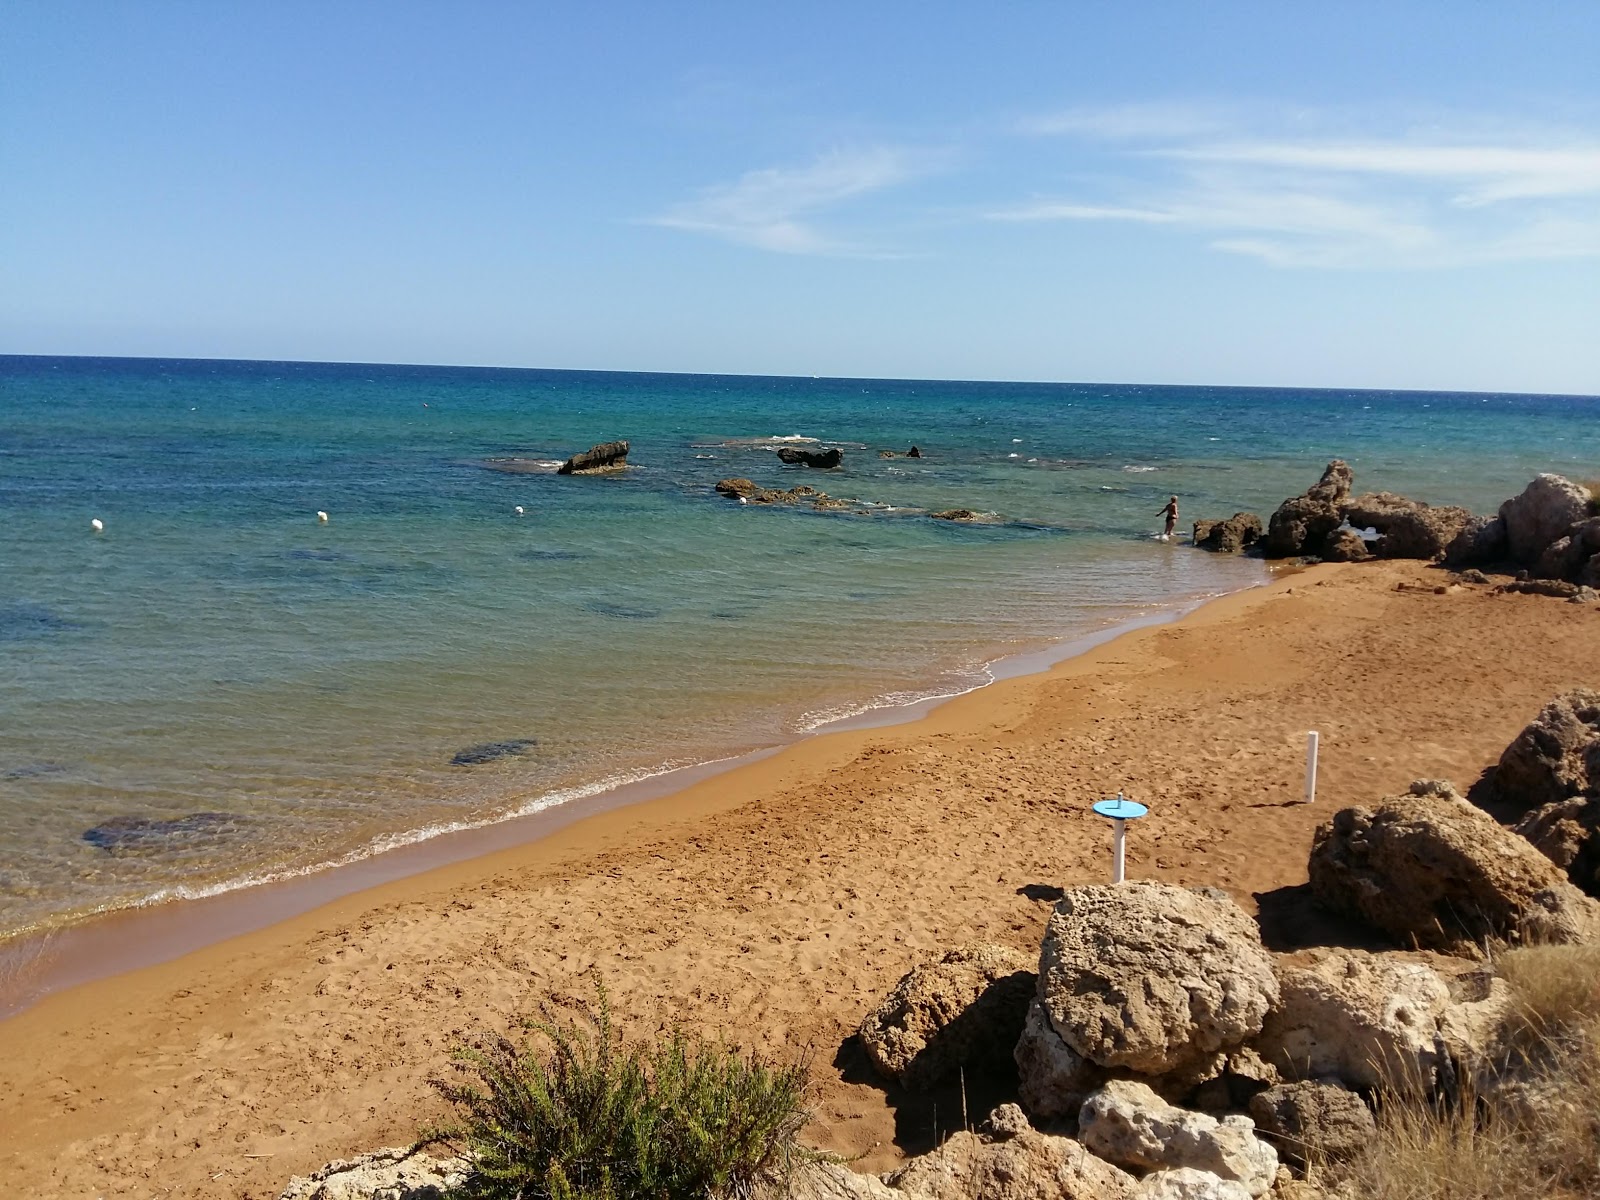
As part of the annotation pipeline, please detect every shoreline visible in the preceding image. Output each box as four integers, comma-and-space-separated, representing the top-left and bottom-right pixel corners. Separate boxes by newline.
6, 558, 1599, 1199
0, 574, 1265, 1020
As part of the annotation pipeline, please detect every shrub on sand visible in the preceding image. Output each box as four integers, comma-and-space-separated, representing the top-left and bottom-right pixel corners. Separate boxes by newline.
432, 989, 816, 1200
1340, 943, 1600, 1200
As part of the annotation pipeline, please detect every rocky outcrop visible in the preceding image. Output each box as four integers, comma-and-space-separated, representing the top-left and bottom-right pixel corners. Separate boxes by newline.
1262, 461, 1353, 558
557, 440, 629, 475
769, 1163, 907, 1200
1015, 998, 1105, 1118
1342, 493, 1476, 560
1515, 797, 1600, 895
1443, 515, 1509, 567
1319, 529, 1372, 563
777, 446, 843, 468
1032, 885, 1278, 1078
929, 509, 983, 522
884, 1120, 1140, 1200
1307, 780, 1600, 953
1499, 474, 1593, 566
1534, 517, 1600, 582
1078, 1081, 1278, 1198
1192, 514, 1263, 554
277, 1149, 470, 1200
1491, 690, 1600, 810
858, 943, 1035, 1089
1138, 1169, 1254, 1200
1246, 1081, 1375, 1169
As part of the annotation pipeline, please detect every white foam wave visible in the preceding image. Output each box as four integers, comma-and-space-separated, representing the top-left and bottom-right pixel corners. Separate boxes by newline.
1122, 465, 1159, 472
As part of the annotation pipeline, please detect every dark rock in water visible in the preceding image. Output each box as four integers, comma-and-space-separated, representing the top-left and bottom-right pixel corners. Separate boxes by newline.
0, 604, 83, 642
879, 446, 923, 460
1342, 492, 1476, 560
2, 761, 68, 781
451, 739, 537, 766
930, 509, 992, 522
1192, 513, 1263, 554
584, 600, 662, 620
83, 812, 238, 851
907, 446, 922, 458
1321, 528, 1374, 563
776, 446, 842, 468
1263, 461, 1352, 558
715, 477, 761, 498
285, 549, 350, 563
557, 440, 630, 475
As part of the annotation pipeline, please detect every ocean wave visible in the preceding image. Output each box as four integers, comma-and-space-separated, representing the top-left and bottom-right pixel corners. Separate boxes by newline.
1121, 464, 1159, 473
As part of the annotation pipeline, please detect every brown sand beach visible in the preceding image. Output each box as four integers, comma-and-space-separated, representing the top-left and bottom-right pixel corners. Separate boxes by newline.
2, 559, 1598, 1199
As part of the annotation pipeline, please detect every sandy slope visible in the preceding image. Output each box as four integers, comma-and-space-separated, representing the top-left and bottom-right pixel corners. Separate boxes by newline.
2, 560, 1598, 1199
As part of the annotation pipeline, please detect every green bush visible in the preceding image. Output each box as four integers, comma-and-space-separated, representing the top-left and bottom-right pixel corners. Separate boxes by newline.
433, 989, 816, 1200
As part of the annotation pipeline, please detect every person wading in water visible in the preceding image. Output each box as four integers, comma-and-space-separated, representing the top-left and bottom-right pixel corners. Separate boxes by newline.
1158, 495, 1179, 541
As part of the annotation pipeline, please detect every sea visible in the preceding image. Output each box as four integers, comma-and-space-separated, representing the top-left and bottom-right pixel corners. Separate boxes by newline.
2, 355, 1596, 943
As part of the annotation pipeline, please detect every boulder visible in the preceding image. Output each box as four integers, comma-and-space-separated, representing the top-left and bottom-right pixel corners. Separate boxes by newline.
1033, 884, 1279, 1077
1263, 461, 1353, 558
1137, 1169, 1253, 1200
557, 440, 629, 475
1499, 475, 1592, 566
1490, 690, 1600, 811
1341, 493, 1477, 560
1015, 997, 1105, 1118
716, 477, 762, 498
1078, 1080, 1278, 1198
1307, 780, 1600, 954
884, 1124, 1140, 1200
1319, 529, 1372, 563
907, 446, 923, 458
1247, 1081, 1375, 1169
278, 1149, 470, 1200
1515, 796, 1600, 895
1192, 514, 1263, 554
763, 1163, 906, 1200
1443, 515, 1509, 567
777, 446, 843, 468
858, 943, 1035, 1089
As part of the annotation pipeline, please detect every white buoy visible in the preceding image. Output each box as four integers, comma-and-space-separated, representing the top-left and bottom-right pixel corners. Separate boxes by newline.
514, 505, 524, 515
1304, 731, 1320, 804
316, 510, 329, 523
90, 518, 104, 533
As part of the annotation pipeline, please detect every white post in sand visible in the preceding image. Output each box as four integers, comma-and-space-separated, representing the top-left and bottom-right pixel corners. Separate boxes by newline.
1092, 791, 1149, 884
1304, 731, 1320, 805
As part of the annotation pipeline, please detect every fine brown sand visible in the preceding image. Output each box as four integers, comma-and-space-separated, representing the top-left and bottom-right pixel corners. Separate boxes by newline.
3, 560, 1599, 1199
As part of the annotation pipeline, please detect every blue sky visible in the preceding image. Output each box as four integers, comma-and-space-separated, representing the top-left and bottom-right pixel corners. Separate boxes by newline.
4, 2, 1598, 392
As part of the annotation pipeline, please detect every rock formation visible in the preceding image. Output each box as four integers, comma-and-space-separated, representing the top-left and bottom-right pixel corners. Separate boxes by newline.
556, 440, 629, 475
1340, 493, 1477, 560
1499, 474, 1593, 565
1262, 461, 1353, 558
858, 943, 1035, 1089
1192, 514, 1263, 554
884, 1118, 1141, 1200
278, 1148, 470, 1200
1246, 1081, 1375, 1170
1308, 780, 1600, 953
1488, 690, 1600, 897
777, 446, 843, 468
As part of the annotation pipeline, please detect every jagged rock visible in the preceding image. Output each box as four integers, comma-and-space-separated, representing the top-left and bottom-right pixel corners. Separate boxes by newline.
1491, 690, 1600, 810
1319, 529, 1372, 563
1263, 462, 1353, 558
1307, 780, 1600, 954
929, 509, 982, 521
1015, 997, 1105, 1118
1456, 568, 1493, 585
716, 477, 762, 497
1078, 1080, 1278, 1198
907, 446, 923, 458
1499, 475, 1593, 566
1516, 796, 1600, 894
1138, 1168, 1253, 1200
885, 1125, 1140, 1200
277, 1149, 470, 1200
1342, 493, 1477, 560
1247, 1082, 1375, 1169
1192, 514, 1263, 554
858, 943, 1035, 1089
1255, 947, 1501, 1092
777, 446, 843, 468
1443, 515, 1509, 567
557, 440, 629, 475
1033, 884, 1279, 1077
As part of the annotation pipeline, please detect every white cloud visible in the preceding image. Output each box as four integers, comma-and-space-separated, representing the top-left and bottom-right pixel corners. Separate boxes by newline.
996, 106, 1600, 268
647, 148, 939, 256
1020, 102, 1229, 141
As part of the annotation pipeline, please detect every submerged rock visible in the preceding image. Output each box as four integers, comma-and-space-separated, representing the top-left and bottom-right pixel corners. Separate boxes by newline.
557, 440, 630, 475
776, 446, 842, 468
1192, 514, 1263, 554
83, 812, 239, 852
450, 739, 537, 766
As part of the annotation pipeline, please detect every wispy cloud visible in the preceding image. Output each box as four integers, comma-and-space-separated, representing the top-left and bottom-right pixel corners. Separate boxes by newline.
1018, 102, 1230, 141
999, 106, 1600, 268
647, 148, 942, 256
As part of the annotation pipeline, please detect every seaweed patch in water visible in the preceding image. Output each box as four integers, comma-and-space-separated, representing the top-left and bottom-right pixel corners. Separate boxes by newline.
82, 812, 240, 852
451, 738, 538, 766
584, 600, 663, 620
0, 604, 84, 642
2, 761, 68, 781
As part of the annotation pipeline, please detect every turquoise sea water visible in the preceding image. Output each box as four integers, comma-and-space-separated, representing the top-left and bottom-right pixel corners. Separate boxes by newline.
2, 356, 1597, 938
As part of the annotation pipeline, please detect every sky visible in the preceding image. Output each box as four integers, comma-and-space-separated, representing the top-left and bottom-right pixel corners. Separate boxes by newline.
4, 2, 1599, 393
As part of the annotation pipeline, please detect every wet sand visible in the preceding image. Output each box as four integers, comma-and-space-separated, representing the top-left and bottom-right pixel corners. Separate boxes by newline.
3, 560, 1598, 1199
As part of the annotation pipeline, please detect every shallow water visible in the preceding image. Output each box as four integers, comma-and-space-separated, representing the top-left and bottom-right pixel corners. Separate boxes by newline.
1, 356, 1595, 936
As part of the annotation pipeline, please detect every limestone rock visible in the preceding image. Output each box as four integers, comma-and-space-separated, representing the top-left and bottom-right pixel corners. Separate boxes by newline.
1307, 780, 1600, 953
716, 477, 762, 497
1263, 462, 1353, 558
981, 1102, 1032, 1141
777, 446, 842, 468
1516, 796, 1600, 896
557, 440, 629, 475
277, 1149, 470, 1200
1443, 515, 1508, 567
858, 943, 1035, 1089
885, 1126, 1140, 1200
1342, 493, 1477, 561
1192, 514, 1264, 554
1319, 529, 1372, 563
1247, 1082, 1375, 1169
1078, 1080, 1278, 1198
762, 1163, 906, 1200
1499, 474, 1592, 565
1015, 996, 1105, 1118
1491, 689, 1600, 811
1138, 1168, 1253, 1200
1036, 884, 1279, 1075
928, 509, 983, 521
